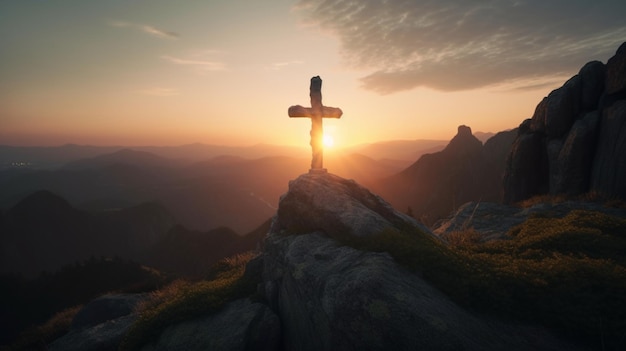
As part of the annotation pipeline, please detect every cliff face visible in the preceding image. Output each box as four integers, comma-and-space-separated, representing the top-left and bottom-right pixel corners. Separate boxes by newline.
504, 41, 626, 203
258, 172, 579, 351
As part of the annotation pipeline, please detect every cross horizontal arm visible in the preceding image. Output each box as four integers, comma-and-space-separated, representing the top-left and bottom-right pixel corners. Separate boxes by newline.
288, 105, 343, 119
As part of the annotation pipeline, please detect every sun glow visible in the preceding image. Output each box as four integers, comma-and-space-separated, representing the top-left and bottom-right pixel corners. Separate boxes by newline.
323, 134, 334, 148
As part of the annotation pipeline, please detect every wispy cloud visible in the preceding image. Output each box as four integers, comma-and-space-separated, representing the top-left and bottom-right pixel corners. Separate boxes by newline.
108, 20, 179, 40
135, 87, 180, 97
266, 60, 304, 71
295, 0, 626, 94
161, 49, 227, 74
140, 25, 179, 40
161, 54, 227, 72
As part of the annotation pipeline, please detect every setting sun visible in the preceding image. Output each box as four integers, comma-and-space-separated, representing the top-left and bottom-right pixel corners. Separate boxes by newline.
323, 134, 335, 148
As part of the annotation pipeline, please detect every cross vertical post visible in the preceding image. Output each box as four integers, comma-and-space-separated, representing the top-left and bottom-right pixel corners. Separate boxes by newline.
288, 76, 343, 173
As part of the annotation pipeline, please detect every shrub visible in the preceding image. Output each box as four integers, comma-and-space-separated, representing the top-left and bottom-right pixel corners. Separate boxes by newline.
119, 252, 259, 351
6, 306, 82, 351
442, 228, 483, 247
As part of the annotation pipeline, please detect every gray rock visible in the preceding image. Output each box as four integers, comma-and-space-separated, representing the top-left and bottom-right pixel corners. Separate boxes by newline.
530, 74, 584, 138
503, 42, 626, 203
49, 314, 137, 351
579, 61, 605, 111
140, 299, 281, 351
70, 293, 146, 330
605, 41, 626, 95
503, 132, 549, 203
530, 97, 548, 133
433, 200, 626, 241
49, 294, 146, 351
553, 111, 599, 195
547, 138, 564, 195
544, 75, 582, 138
591, 100, 626, 198
262, 173, 583, 350
433, 202, 522, 241
277, 172, 429, 238
261, 228, 580, 351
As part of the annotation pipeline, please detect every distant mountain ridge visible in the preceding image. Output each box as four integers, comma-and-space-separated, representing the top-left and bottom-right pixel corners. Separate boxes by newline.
0, 147, 407, 233
0, 136, 504, 170
0, 190, 264, 278
62, 148, 187, 170
0, 143, 308, 170
0, 190, 176, 277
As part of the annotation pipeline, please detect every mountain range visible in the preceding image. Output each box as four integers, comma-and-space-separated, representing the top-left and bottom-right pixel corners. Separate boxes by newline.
0, 190, 266, 278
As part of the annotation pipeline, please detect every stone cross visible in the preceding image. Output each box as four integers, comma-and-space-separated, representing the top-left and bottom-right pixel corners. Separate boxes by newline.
288, 76, 343, 172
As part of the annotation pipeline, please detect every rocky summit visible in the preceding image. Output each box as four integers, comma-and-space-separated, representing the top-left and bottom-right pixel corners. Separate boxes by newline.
276, 172, 430, 238
258, 172, 580, 351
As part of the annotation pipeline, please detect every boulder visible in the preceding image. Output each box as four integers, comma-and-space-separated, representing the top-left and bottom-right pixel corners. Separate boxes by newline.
49, 294, 146, 351
591, 100, 626, 198
547, 138, 564, 195
50, 315, 138, 351
503, 132, 549, 203
530, 97, 548, 133
605, 42, 626, 95
70, 294, 146, 330
140, 299, 280, 351
553, 111, 599, 195
579, 61, 605, 111
529, 75, 584, 138
434, 200, 626, 242
544, 76, 582, 138
277, 172, 427, 238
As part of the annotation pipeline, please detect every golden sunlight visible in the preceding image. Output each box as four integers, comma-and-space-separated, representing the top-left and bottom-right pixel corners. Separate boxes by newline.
323, 134, 334, 148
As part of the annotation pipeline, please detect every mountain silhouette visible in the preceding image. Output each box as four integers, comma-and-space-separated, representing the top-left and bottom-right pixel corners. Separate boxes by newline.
0, 191, 176, 277
0, 190, 268, 279
146, 219, 270, 278
376, 126, 516, 225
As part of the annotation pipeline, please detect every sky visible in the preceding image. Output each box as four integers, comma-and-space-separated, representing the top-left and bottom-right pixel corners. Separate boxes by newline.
1, 0, 625, 148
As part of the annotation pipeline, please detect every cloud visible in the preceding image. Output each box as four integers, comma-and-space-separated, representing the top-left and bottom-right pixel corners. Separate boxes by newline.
161, 55, 226, 72
140, 25, 179, 40
266, 60, 305, 71
295, 0, 626, 93
108, 20, 179, 39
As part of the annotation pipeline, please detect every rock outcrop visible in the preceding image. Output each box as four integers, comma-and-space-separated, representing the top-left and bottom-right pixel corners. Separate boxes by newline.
433, 200, 626, 242
49, 294, 280, 351
277, 172, 428, 237
260, 172, 580, 351
49, 294, 146, 351
139, 299, 280, 351
504, 41, 626, 203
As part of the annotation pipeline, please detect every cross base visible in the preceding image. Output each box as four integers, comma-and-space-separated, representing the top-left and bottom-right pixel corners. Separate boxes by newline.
308, 168, 328, 174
